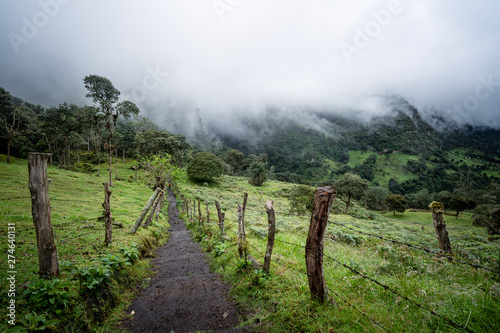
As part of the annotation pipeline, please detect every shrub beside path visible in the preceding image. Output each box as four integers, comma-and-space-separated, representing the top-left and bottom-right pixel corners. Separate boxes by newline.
122, 191, 243, 333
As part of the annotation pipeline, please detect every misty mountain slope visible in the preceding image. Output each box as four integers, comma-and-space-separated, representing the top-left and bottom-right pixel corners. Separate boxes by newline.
200, 99, 499, 192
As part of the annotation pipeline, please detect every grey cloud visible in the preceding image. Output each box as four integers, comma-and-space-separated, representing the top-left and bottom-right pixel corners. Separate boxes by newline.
0, 0, 499, 130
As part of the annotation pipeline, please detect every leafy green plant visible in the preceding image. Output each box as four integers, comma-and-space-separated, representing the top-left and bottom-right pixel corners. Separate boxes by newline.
22, 278, 74, 316
100, 254, 131, 271
71, 265, 114, 293
236, 258, 250, 272
251, 269, 269, 287
119, 244, 140, 264
7, 312, 60, 332
214, 241, 227, 257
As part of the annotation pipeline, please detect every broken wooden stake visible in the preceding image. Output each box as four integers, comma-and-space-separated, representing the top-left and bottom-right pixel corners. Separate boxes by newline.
429, 201, 452, 254
130, 188, 161, 233
102, 182, 112, 246
305, 186, 337, 303
263, 199, 276, 274
28, 153, 59, 277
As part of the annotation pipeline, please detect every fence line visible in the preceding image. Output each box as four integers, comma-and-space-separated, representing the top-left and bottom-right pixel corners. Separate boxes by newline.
272, 238, 472, 333
330, 220, 499, 275
0, 196, 30, 201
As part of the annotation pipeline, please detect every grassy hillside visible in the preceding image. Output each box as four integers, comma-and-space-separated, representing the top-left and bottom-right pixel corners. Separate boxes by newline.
177, 175, 500, 332
0, 155, 170, 332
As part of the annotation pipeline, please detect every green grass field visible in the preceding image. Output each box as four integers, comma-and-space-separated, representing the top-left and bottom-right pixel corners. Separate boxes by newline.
1, 155, 499, 332
178, 175, 500, 332
0, 155, 171, 332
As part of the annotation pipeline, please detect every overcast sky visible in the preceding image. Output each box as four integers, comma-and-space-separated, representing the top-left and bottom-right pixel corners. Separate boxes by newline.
0, 0, 499, 128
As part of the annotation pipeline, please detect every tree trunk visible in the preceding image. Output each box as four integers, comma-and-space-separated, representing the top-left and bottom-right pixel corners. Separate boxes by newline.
305, 186, 337, 303
129, 188, 162, 233
108, 140, 113, 186
122, 150, 125, 162
430, 202, 452, 254
102, 183, 112, 246
97, 153, 101, 176
263, 199, 276, 274
6, 138, 12, 163
134, 153, 138, 182
344, 195, 351, 214
28, 153, 59, 277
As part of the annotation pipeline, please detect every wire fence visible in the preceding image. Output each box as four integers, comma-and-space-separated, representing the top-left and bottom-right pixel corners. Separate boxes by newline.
329, 220, 499, 275
180, 193, 486, 333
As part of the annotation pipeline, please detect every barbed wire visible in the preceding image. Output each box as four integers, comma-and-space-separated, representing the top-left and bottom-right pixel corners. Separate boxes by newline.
272, 238, 472, 333
329, 220, 499, 275
247, 240, 389, 332
0, 196, 30, 201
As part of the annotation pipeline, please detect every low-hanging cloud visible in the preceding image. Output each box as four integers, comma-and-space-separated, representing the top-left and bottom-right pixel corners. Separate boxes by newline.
0, 0, 499, 132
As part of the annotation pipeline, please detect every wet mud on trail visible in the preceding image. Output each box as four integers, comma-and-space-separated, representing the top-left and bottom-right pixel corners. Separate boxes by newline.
122, 191, 244, 333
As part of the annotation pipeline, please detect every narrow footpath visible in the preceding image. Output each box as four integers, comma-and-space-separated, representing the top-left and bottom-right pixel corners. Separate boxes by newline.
122, 191, 242, 333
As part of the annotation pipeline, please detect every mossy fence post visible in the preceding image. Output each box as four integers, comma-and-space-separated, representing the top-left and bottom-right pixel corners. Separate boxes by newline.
429, 201, 452, 254
215, 200, 225, 235
198, 198, 202, 225
206, 201, 210, 223
305, 186, 336, 303
130, 188, 162, 233
237, 193, 248, 259
28, 153, 59, 277
145, 190, 164, 228
102, 182, 112, 246
263, 199, 276, 274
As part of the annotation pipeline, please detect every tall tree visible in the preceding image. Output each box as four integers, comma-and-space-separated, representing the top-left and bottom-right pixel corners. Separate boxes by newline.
83, 75, 139, 185
385, 194, 407, 215
39, 103, 82, 169
334, 172, 369, 213
0, 87, 21, 163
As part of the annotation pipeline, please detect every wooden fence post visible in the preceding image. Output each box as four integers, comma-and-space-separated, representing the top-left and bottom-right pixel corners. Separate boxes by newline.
305, 186, 336, 303
145, 191, 164, 228
102, 183, 112, 246
429, 201, 452, 254
191, 198, 194, 221
263, 199, 276, 274
220, 212, 225, 236
215, 200, 225, 235
198, 198, 201, 224
206, 201, 210, 223
28, 153, 59, 277
129, 188, 161, 233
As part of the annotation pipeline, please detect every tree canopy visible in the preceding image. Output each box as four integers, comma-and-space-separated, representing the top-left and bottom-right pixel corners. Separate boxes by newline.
187, 152, 223, 183
334, 172, 369, 213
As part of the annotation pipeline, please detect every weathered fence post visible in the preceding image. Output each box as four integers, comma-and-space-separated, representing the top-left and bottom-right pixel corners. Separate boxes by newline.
215, 200, 225, 235
130, 188, 162, 233
28, 153, 59, 277
102, 183, 112, 246
237, 204, 246, 258
198, 198, 202, 224
305, 186, 337, 303
191, 198, 195, 221
220, 212, 225, 235
206, 201, 210, 223
263, 199, 276, 274
237, 193, 248, 258
429, 201, 452, 254
145, 191, 164, 228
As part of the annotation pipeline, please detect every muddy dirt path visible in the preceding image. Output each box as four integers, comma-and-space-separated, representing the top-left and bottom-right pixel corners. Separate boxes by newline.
122, 191, 242, 333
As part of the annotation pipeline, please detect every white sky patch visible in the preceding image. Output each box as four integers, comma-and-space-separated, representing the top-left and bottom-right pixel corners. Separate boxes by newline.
0, 0, 499, 128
